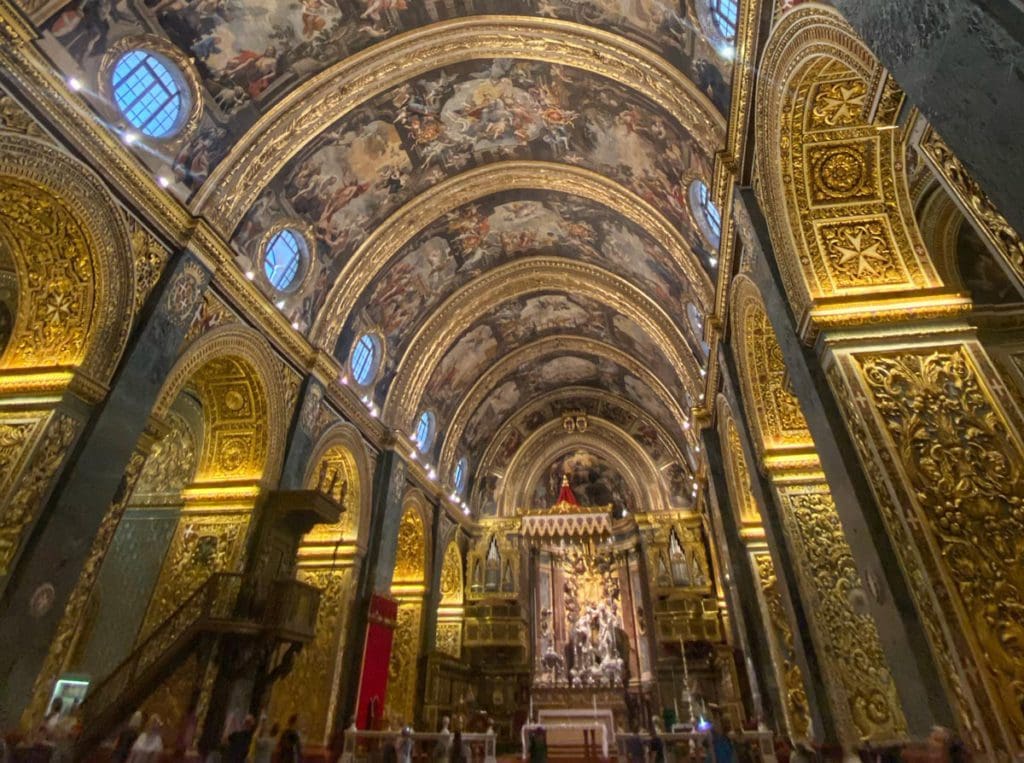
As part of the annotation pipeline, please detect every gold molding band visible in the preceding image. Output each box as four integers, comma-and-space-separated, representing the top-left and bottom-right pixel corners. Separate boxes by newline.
194, 16, 726, 232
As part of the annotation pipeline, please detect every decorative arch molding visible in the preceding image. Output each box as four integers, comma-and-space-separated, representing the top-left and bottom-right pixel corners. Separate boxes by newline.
0, 132, 134, 387
714, 394, 762, 528
395, 487, 432, 585
153, 324, 289, 482
383, 259, 698, 427
753, 4, 956, 337
436, 334, 691, 462
312, 161, 714, 343
456, 385, 690, 492
195, 16, 726, 231
729, 275, 815, 467
302, 421, 374, 550
500, 418, 667, 515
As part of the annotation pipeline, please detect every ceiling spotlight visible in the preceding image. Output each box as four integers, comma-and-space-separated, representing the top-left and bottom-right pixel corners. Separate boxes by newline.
244, 270, 255, 281
123, 131, 138, 145
291, 321, 300, 330
275, 299, 285, 309
699, 368, 707, 377
340, 375, 348, 385
708, 257, 718, 267
683, 420, 691, 430
360, 395, 369, 404
699, 393, 706, 401
370, 409, 379, 418
463, 507, 470, 515
157, 175, 171, 189
409, 451, 417, 461
428, 468, 437, 480
695, 445, 701, 452
718, 44, 735, 61
68, 77, 82, 91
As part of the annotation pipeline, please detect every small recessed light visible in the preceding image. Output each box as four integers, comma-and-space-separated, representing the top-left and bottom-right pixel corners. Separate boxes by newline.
463, 507, 470, 515
291, 321, 300, 330
245, 270, 255, 280
340, 375, 348, 385
708, 257, 718, 267
718, 44, 735, 61
157, 175, 170, 189
275, 300, 285, 309
68, 77, 82, 91
410, 451, 417, 461
699, 368, 707, 377
123, 131, 138, 145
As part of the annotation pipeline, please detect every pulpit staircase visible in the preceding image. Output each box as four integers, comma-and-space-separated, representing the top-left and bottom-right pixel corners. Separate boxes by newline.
73, 571, 321, 758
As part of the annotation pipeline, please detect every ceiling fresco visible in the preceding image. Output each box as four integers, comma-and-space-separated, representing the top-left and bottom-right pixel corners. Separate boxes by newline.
452, 350, 681, 464
416, 292, 687, 430
40, 0, 731, 192
232, 59, 716, 328
336, 190, 708, 373
468, 391, 693, 514
531, 448, 637, 511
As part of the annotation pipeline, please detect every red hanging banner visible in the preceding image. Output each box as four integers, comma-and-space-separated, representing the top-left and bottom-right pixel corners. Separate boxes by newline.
355, 593, 398, 729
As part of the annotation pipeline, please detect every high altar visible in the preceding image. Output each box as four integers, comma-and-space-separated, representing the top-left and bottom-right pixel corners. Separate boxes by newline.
421, 474, 741, 744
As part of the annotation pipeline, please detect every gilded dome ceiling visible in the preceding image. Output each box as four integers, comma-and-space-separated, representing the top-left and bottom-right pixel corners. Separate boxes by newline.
39, 0, 738, 511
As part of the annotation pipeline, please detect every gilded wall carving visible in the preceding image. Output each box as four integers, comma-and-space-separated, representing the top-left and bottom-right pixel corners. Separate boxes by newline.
387, 601, 423, 726
0, 412, 78, 575
127, 218, 171, 319
858, 347, 1024, 749
0, 134, 133, 382
439, 541, 463, 606
0, 415, 42, 498
0, 177, 96, 369
825, 360, 989, 753
270, 567, 352, 745
0, 95, 47, 139
752, 551, 811, 741
776, 483, 905, 743
139, 514, 248, 639
435, 623, 462, 660
393, 507, 426, 585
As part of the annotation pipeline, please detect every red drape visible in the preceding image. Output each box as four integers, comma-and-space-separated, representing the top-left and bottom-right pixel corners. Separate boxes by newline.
355, 594, 398, 729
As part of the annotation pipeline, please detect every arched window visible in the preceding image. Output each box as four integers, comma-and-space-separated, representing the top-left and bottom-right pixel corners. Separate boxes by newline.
111, 50, 187, 137
453, 457, 468, 494
415, 410, 435, 452
709, 0, 738, 41
690, 180, 722, 249
263, 229, 304, 291
350, 333, 380, 386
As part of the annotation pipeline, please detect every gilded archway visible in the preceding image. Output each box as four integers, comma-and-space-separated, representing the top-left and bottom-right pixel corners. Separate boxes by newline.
730, 274, 905, 746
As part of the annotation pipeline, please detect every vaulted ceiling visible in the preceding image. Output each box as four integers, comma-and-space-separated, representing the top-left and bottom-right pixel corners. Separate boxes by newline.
40, 0, 738, 512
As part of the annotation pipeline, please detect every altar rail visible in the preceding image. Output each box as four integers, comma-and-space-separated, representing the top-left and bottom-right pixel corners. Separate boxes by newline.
616, 730, 777, 763
341, 728, 497, 763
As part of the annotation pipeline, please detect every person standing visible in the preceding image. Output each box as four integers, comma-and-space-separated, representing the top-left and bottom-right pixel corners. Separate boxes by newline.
127, 715, 164, 763
253, 720, 277, 763
113, 712, 144, 763
277, 714, 302, 763
224, 715, 256, 763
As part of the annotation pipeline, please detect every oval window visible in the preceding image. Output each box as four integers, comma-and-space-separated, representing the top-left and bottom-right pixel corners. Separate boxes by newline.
111, 50, 187, 138
415, 410, 436, 452
350, 333, 380, 386
264, 229, 305, 291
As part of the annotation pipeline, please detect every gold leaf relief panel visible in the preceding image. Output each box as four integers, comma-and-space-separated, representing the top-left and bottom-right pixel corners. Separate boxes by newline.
752, 551, 811, 741
127, 217, 170, 318
0, 412, 78, 575
747, 307, 810, 446
270, 567, 351, 745
857, 347, 1024, 748
393, 509, 426, 584
439, 542, 463, 605
775, 483, 906, 744
387, 601, 423, 726
0, 178, 95, 369
825, 359, 991, 753
435, 622, 461, 660
139, 515, 248, 639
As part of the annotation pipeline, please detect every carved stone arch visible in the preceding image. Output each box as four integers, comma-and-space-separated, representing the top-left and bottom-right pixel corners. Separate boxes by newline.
0, 133, 134, 385
461, 385, 691, 501
394, 488, 431, 585
383, 259, 701, 428
153, 324, 289, 482
440, 335, 693, 460
714, 394, 762, 528
502, 418, 666, 515
313, 161, 714, 345
196, 17, 726, 231
729, 275, 814, 468
754, 4, 948, 334
302, 422, 373, 549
